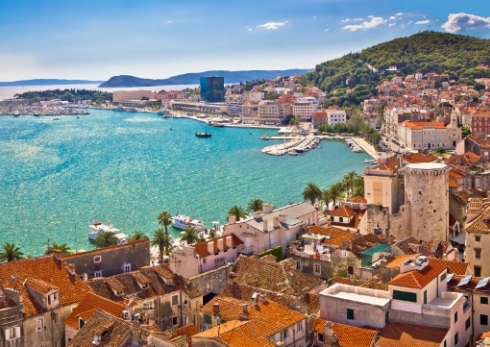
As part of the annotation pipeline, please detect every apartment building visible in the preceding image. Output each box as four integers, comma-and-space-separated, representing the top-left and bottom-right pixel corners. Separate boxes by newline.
112, 90, 154, 103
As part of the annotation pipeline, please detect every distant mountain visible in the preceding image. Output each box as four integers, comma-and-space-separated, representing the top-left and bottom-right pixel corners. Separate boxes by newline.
99, 69, 311, 88
0, 79, 104, 87
301, 31, 490, 106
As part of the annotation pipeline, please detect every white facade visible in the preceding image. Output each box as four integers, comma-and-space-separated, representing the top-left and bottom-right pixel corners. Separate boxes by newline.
326, 110, 347, 125
397, 117, 461, 150
292, 97, 318, 121
113, 90, 154, 103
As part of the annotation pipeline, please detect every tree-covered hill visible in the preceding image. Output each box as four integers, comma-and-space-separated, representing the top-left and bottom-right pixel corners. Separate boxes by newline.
301, 31, 490, 106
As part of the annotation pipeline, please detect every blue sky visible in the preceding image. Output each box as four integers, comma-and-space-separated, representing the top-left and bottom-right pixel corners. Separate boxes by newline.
1, 0, 489, 81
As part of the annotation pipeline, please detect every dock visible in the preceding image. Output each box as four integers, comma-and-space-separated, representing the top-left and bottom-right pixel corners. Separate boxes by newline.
261, 135, 320, 156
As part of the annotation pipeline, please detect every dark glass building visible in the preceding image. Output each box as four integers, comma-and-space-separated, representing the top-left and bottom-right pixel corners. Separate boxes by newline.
200, 76, 225, 102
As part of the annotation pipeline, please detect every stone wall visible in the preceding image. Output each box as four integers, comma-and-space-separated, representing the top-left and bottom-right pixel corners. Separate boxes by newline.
188, 265, 232, 297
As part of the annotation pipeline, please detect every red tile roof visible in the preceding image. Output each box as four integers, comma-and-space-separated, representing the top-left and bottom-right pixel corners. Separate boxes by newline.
193, 234, 243, 258
389, 264, 446, 289
326, 205, 355, 218
311, 317, 377, 347
376, 321, 448, 347
427, 258, 468, 275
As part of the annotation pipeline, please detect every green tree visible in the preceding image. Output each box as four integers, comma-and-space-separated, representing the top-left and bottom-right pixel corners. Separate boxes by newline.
342, 171, 357, 198
289, 114, 301, 126
157, 211, 173, 255
95, 232, 119, 248
181, 227, 199, 245
0, 243, 24, 262
321, 189, 333, 211
247, 199, 264, 213
151, 228, 174, 263
302, 182, 322, 205
462, 125, 472, 138
329, 182, 344, 207
128, 231, 149, 242
352, 175, 364, 197
228, 205, 246, 221
46, 242, 71, 256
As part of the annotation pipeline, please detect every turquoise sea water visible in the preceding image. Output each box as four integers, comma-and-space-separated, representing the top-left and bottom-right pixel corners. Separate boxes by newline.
0, 110, 369, 255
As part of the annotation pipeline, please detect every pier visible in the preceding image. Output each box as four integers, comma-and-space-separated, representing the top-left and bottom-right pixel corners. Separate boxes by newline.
261, 135, 320, 156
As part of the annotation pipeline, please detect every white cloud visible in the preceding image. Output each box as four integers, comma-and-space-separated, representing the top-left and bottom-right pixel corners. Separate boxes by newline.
324, 28, 330, 32
441, 12, 490, 33
340, 18, 363, 23
166, 20, 173, 24
342, 16, 386, 31
407, 21, 413, 25
256, 21, 288, 30
389, 16, 396, 21
388, 23, 396, 27
395, 12, 403, 17
368, 15, 374, 19
415, 19, 430, 25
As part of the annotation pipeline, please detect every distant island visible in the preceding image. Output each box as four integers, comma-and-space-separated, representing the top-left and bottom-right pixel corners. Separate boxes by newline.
0, 79, 105, 87
99, 69, 311, 88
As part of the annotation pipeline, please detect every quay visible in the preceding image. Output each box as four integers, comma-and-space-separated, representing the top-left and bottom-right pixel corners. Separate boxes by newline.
349, 137, 378, 160
261, 135, 320, 156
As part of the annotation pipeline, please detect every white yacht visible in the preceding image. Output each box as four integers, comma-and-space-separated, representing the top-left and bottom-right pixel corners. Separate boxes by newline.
88, 221, 128, 244
172, 215, 205, 232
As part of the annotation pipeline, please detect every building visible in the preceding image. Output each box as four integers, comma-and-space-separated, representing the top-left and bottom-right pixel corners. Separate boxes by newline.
113, 90, 154, 104
310, 317, 377, 347
326, 108, 347, 126
312, 110, 328, 128
292, 97, 318, 121
257, 100, 291, 123
200, 77, 225, 103
222, 202, 318, 257
464, 201, 490, 277
398, 117, 461, 150
169, 234, 243, 278
63, 239, 150, 279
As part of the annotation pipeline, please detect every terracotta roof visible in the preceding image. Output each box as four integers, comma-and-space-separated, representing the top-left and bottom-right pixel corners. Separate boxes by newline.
326, 205, 355, 218
389, 264, 446, 289
465, 205, 490, 234
447, 275, 490, 294
195, 320, 274, 347
234, 256, 324, 296
427, 258, 468, 275
311, 317, 377, 347
67, 309, 132, 347
0, 255, 92, 318
385, 254, 420, 269
333, 275, 388, 290
348, 196, 367, 203
173, 324, 199, 340
64, 292, 125, 329
64, 239, 149, 259
25, 277, 59, 294
376, 321, 448, 347
402, 152, 437, 163
400, 121, 446, 130
338, 233, 388, 259
193, 234, 243, 258
313, 110, 327, 119
308, 226, 357, 247
450, 189, 487, 205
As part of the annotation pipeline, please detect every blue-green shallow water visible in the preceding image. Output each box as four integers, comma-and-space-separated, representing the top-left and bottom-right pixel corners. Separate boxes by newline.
0, 110, 369, 255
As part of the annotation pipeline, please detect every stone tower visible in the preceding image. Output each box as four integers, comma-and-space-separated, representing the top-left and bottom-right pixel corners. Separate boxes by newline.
402, 163, 450, 241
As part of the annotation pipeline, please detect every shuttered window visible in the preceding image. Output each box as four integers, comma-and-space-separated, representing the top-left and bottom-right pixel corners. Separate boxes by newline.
393, 290, 417, 303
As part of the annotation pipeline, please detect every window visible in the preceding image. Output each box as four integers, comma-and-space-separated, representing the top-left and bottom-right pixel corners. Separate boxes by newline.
313, 263, 321, 275
172, 294, 179, 306
455, 333, 458, 345
466, 317, 471, 331
124, 263, 131, 273
440, 273, 446, 282
270, 334, 275, 342
339, 217, 343, 223
424, 290, 427, 305
36, 318, 44, 331
317, 333, 324, 342
454, 311, 458, 323
475, 248, 482, 259
481, 297, 489, 305
283, 328, 289, 339
347, 309, 354, 320
203, 314, 212, 325
5, 326, 20, 340
475, 266, 482, 277
172, 316, 178, 326
79, 318, 85, 329
144, 300, 155, 310
94, 270, 102, 278
475, 235, 481, 242
53, 312, 58, 324
202, 258, 206, 264
297, 321, 303, 331
94, 256, 101, 264
296, 261, 302, 270
184, 297, 189, 306
481, 314, 488, 326
393, 290, 417, 303
116, 290, 123, 296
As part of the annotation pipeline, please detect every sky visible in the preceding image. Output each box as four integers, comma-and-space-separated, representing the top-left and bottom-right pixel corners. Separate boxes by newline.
1, 0, 490, 81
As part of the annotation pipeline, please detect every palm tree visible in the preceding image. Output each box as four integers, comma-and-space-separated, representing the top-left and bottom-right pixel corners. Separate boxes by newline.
181, 227, 199, 245
151, 228, 174, 263
302, 182, 322, 205
128, 231, 149, 242
342, 171, 357, 198
247, 198, 264, 213
95, 232, 119, 248
46, 242, 71, 256
208, 227, 218, 240
157, 211, 173, 255
0, 243, 24, 262
228, 205, 246, 222
329, 182, 344, 207
352, 175, 365, 197
321, 189, 332, 212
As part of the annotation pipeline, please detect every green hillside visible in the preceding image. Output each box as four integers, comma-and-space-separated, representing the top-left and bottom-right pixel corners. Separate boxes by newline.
301, 31, 490, 106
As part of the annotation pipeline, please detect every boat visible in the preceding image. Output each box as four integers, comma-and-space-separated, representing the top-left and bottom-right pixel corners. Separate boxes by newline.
352, 146, 364, 153
364, 159, 377, 164
260, 135, 270, 140
157, 108, 168, 116
88, 221, 128, 244
195, 132, 212, 138
172, 215, 204, 232
14, 111, 19, 117
209, 122, 225, 127
288, 150, 300, 156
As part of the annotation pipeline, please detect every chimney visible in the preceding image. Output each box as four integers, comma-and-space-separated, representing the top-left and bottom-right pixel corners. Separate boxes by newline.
254, 210, 261, 219
241, 304, 249, 315
208, 242, 214, 254
213, 302, 220, 316
217, 238, 224, 251
228, 215, 236, 224
323, 321, 339, 347
263, 220, 268, 232
226, 236, 233, 248
252, 292, 261, 303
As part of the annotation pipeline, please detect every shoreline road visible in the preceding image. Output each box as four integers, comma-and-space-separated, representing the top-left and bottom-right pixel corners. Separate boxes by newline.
351, 137, 378, 159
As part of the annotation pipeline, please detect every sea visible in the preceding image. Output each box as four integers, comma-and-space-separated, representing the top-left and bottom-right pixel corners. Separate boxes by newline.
0, 85, 369, 256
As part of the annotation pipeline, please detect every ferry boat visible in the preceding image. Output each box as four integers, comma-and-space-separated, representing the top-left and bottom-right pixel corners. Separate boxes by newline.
88, 221, 128, 244
195, 132, 212, 138
172, 215, 205, 232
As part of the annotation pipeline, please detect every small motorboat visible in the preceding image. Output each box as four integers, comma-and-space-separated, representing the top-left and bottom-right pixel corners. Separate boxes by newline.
195, 132, 212, 138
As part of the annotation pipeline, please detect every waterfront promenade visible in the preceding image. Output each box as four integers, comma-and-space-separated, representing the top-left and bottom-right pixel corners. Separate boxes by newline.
350, 137, 378, 159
